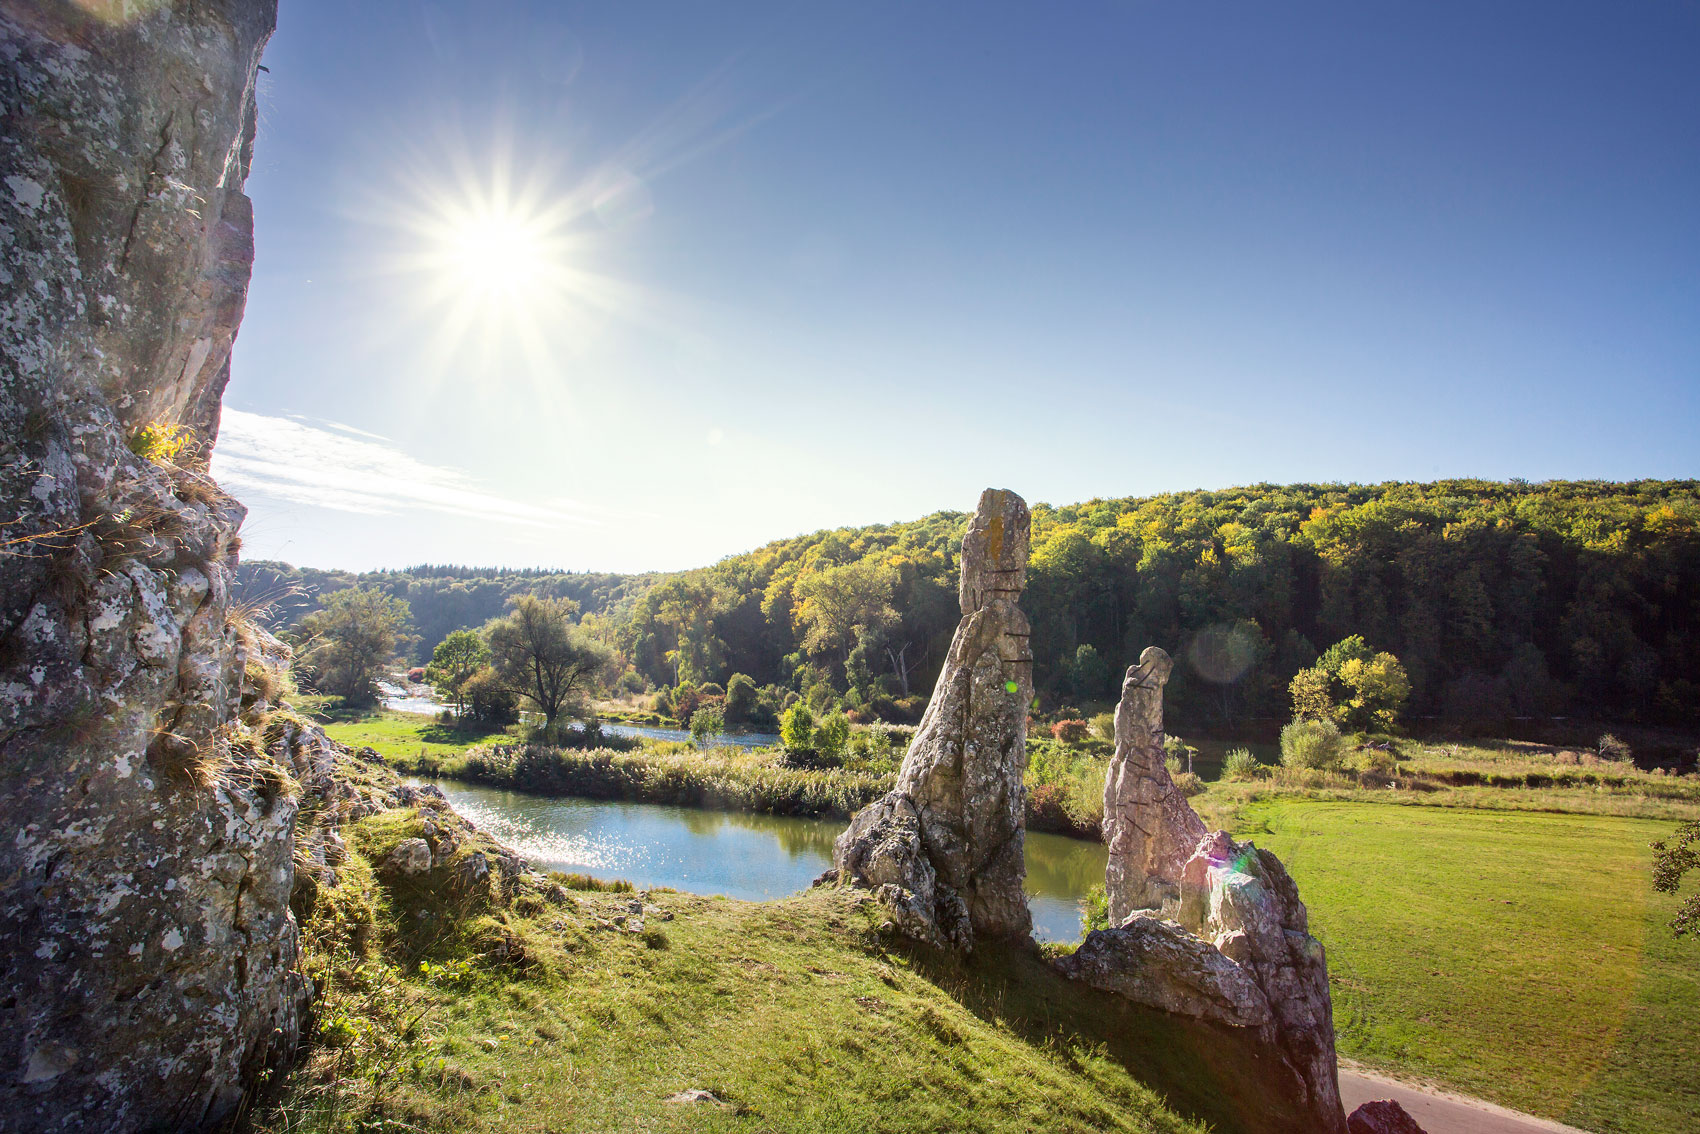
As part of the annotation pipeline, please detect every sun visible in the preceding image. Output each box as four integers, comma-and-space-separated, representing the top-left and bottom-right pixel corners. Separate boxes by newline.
420, 189, 571, 314
391, 163, 597, 376
380, 147, 650, 399
443, 210, 548, 294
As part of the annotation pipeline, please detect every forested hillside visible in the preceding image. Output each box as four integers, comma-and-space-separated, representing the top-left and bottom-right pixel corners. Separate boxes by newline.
243, 480, 1700, 730
235, 562, 654, 662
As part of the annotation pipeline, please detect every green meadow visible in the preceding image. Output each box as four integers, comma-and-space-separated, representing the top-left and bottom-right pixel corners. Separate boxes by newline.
1236, 801, 1699, 1133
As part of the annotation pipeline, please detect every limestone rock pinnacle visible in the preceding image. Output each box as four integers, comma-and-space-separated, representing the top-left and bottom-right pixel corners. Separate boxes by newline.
1059, 645, 1349, 1133
832, 489, 1034, 948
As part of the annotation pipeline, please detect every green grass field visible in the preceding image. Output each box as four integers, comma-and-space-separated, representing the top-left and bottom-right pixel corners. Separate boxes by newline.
315, 710, 518, 763
1234, 801, 1699, 1134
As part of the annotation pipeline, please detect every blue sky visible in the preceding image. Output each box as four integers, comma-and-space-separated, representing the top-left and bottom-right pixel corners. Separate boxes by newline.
219, 1, 1700, 572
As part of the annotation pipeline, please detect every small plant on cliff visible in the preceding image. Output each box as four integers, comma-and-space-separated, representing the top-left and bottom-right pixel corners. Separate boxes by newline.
126, 420, 193, 463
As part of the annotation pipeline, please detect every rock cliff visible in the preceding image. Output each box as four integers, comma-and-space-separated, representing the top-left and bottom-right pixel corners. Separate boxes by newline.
1058, 647, 1347, 1133
0, 2, 283, 1129
832, 488, 1033, 949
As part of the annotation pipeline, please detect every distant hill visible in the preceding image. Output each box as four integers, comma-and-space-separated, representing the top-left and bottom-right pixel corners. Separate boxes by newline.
241, 479, 1700, 731
233, 561, 655, 663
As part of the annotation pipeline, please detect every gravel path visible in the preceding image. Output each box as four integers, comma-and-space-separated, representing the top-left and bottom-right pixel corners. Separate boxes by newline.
1340, 1063, 1594, 1134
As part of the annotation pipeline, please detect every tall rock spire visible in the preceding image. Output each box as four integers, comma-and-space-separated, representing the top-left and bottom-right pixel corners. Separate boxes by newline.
831, 488, 1034, 948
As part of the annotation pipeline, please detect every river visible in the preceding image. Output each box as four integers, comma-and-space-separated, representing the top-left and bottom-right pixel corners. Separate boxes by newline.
426, 779, 1107, 942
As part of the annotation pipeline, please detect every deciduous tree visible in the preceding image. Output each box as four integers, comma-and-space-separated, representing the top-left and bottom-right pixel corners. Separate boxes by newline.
425, 628, 489, 716
486, 595, 611, 729
296, 588, 414, 705
1652, 821, 1699, 939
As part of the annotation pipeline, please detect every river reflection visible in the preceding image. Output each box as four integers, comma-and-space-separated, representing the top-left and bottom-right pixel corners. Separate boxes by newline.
423, 779, 1106, 941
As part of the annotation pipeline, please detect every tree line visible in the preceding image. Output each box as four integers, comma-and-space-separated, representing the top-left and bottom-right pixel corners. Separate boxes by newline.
236, 561, 654, 663
242, 479, 1700, 732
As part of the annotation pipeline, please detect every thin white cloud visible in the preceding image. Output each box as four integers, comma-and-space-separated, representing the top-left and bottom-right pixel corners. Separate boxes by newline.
212, 409, 590, 528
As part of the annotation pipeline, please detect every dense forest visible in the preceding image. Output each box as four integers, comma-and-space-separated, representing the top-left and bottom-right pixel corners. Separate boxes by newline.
239, 480, 1700, 731
235, 562, 655, 663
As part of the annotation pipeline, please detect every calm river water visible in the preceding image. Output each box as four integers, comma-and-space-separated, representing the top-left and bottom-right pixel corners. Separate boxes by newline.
425, 779, 1107, 942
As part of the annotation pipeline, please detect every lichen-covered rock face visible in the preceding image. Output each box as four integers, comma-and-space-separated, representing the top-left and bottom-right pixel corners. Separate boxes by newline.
0, 3, 281, 1130
833, 488, 1033, 948
1077, 646, 1347, 1134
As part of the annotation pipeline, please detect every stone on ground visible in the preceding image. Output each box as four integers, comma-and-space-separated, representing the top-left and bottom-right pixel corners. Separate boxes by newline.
1348, 1098, 1429, 1134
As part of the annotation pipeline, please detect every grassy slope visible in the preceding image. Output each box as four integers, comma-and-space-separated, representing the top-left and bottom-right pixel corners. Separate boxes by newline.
1233, 801, 1700, 1134
263, 807, 1335, 1134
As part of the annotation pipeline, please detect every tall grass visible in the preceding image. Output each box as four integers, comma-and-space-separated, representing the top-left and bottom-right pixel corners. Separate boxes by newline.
458, 742, 893, 819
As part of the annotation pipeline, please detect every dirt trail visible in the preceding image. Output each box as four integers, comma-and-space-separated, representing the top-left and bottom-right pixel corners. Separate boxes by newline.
1339, 1063, 1594, 1134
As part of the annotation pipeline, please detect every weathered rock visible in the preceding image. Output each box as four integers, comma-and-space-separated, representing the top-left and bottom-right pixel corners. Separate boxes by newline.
1070, 646, 1346, 1133
1103, 647, 1208, 924
1347, 1099, 1428, 1134
833, 489, 1033, 948
1054, 913, 1271, 1026
389, 838, 435, 877
0, 3, 285, 1131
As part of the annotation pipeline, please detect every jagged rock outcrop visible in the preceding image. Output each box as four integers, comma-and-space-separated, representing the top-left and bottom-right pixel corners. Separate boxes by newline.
1057, 646, 1347, 1133
832, 489, 1033, 949
0, 3, 281, 1130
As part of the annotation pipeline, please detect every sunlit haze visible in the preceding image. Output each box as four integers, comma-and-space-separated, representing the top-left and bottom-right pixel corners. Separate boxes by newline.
219, 1, 1700, 572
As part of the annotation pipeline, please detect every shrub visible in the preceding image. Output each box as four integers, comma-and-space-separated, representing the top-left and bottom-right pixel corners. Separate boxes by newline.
1026, 782, 1074, 833
462, 666, 518, 724
1356, 747, 1398, 782
1163, 734, 1196, 775
816, 711, 851, 758
1163, 755, 1184, 778
1598, 733, 1633, 763
1222, 747, 1262, 781
1050, 719, 1090, 744
1089, 711, 1116, 744
1172, 771, 1204, 796
1080, 883, 1110, 936
724, 673, 757, 722
547, 871, 634, 893
1281, 717, 1344, 770
780, 704, 816, 753
689, 706, 725, 749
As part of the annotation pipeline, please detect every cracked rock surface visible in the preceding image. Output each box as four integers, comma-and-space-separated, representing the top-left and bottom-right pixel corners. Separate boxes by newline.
0, 3, 283, 1130
832, 488, 1033, 949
